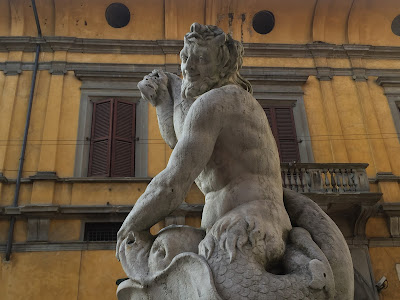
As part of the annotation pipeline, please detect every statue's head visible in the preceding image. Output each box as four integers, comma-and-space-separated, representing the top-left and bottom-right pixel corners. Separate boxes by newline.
180, 23, 252, 99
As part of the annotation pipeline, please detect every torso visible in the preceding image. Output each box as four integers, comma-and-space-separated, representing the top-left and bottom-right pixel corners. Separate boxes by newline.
175, 85, 285, 230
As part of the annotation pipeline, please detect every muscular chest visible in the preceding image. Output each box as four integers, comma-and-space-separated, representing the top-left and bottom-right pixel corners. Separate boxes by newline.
173, 98, 193, 140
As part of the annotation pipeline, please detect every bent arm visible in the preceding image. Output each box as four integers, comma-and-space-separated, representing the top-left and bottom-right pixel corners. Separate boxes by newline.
138, 70, 182, 148
154, 72, 184, 148
120, 95, 223, 232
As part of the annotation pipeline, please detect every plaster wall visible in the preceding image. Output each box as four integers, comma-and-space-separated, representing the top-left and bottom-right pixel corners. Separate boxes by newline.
0, 250, 125, 300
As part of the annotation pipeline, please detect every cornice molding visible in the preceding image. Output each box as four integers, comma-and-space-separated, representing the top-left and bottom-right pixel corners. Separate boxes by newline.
8, 237, 400, 253
369, 237, 400, 247
3, 61, 400, 82
0, 172, 7, 183
2, 36, 400, 59
0, 241, 116, 252
376, 76, 400, 87
380, 202, 400, 238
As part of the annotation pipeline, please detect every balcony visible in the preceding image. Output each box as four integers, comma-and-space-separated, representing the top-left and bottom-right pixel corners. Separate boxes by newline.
0, 163, 382, 243
281, 163, 370, 193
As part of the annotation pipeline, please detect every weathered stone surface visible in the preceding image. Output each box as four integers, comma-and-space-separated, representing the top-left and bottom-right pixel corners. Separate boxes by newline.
117, 23, 354, 300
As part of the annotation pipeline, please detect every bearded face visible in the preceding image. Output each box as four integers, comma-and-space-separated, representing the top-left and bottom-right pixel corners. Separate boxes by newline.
180, 42, 221, 99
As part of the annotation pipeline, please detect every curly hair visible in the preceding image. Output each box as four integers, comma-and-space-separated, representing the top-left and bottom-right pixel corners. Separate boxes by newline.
184, 23, 253, 94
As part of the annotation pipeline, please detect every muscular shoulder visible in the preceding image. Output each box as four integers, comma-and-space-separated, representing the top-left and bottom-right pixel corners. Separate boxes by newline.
192, 85, 252, 113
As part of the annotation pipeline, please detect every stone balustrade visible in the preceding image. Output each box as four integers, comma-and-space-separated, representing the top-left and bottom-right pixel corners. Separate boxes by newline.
280, 163, 370, 193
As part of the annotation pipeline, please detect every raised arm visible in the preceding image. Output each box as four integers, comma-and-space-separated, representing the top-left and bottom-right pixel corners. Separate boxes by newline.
137, 70, 182, 148
116, 93, 223, 260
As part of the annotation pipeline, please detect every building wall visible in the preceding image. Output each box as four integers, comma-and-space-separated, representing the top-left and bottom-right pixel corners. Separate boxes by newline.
0, 0, 400, 299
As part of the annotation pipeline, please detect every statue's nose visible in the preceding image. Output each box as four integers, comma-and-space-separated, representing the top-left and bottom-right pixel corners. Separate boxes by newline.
186, 57, 196, 72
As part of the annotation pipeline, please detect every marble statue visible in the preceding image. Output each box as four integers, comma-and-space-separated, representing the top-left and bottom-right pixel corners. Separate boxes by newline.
116, 23, 354, 300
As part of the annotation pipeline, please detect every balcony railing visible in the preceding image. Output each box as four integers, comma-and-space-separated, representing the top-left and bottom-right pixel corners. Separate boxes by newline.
281, 163, 370, 193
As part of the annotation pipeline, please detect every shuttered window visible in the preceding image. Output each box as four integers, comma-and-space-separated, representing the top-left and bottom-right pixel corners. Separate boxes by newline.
263, 106, 300, 163
88, 99, 136, 177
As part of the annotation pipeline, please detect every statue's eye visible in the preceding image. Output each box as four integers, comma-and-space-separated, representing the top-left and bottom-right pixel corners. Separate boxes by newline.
181, 55, 188, 62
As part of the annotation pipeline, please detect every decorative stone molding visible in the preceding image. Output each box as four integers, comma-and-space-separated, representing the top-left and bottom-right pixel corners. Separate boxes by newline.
316, 67, 333, 81
352, 68, 368, 82
376, 77, 400, 142
157, 40, 183, 54
343, 45, 371, 58
381, 202, 400, 238
3, 61, 22, 76
2, 36, 400, 59
375, 172, 400, 182
27, 218, 50, 242
4, 204, 59, 216
3, 61, 400, 80
3, 238, 399, 253
376, 76, 400, 87
0, 241, 116, 252
0, 173, 7, 183
369, 238, 400, 247
1, 176, 153, 184
308, 43, 336, 57
49, 61, 67, 75
354, 205, 379, 238
29, 171, 59, 181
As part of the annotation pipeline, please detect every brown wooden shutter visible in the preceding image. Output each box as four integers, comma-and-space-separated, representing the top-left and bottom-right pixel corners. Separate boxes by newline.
88, 99, 113, 176
111, 99, 136, 177
263, 106, 300, 163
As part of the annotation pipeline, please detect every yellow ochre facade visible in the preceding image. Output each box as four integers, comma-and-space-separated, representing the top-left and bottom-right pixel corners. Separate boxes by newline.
0, 0, 400, 299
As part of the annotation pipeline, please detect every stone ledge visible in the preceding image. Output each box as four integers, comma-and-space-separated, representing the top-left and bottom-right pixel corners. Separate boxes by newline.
0, 172, 7, 183
0, 203, 199, 218
376, 76, 400, 87
29, 171, 59, 181
1, 176, 153, 184
375, 172, 400, 182
369, 237, 400, 247
4, 238, 400, 253
2, 37, 400, 59
3, 61, 400, 81
0, 241, 116, 252
380, 203, 400, 237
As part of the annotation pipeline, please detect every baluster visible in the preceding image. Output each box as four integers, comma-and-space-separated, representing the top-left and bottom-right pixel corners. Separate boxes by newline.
353, 169, 361, 191
310, 169, 322, 192
348, 170, 356, 191
303, 168, 311, 192
342, 169, 347, 191
284, 169, 290, 189
335, 168, 343, 193
322, 169, 328, 192
330, 168, 337, 192
290, 168, 296, 191
293, 168, 302, 192
295, 168, 302, 192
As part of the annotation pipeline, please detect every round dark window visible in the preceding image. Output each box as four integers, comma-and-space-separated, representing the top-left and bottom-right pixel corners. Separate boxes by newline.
252, 10, 275, 35
392, 15, 400, 37
105, 3, 131, 28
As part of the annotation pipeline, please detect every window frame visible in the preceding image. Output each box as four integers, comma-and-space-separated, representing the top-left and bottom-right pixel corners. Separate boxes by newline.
255, 90, 314, 163
387, 96, 400, 142
74, 81, 148, 177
